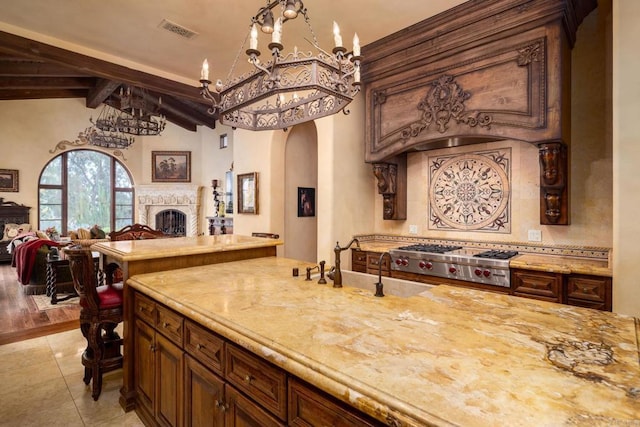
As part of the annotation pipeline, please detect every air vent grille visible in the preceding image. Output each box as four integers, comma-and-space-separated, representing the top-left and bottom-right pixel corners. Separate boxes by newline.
159, 19, 199, 40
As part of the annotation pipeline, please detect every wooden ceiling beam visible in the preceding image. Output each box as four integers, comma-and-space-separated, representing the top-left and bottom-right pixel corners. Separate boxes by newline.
0, 76, 93, 90
0, 31, 206, 104
0, 89, 87, 100
86, 78, 121, 108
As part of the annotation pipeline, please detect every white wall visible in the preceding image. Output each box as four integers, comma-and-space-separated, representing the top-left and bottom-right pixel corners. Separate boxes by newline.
613, 0, 640, 317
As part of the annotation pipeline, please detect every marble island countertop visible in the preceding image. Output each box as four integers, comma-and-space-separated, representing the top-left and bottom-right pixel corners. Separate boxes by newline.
90, 234, 282, 261
127, 257, 639, 427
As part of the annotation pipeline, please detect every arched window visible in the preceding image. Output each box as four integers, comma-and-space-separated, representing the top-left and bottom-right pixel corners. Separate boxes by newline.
39, 150, 134, 235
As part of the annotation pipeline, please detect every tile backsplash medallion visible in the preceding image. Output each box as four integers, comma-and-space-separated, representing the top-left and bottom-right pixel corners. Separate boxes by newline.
428, 148, 511, 233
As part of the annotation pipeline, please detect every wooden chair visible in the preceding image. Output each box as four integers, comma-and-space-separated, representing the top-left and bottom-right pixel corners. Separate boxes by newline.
109, 223, 167, 241
65, 245, 123, 401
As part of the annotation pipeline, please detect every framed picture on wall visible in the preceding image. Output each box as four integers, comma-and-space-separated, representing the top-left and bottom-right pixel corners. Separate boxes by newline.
152, 151, 191, 182
298, 187, 315, 217
238, 172, 258, 214
0, 169, 19, 192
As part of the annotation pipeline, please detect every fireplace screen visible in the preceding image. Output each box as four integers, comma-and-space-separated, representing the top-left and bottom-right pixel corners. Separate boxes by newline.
156, 209, 186, 237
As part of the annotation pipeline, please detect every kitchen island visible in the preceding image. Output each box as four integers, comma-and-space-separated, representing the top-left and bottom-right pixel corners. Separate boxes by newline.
90, 234, 283, 410
126, 257, 640, 426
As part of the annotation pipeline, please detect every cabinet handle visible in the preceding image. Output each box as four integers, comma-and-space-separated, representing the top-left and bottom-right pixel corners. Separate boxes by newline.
149, 344, 156, 352
162, 322, 169, 328
215, 399, 229, 412
244, 374, 253, 383
196, 343, 204, 350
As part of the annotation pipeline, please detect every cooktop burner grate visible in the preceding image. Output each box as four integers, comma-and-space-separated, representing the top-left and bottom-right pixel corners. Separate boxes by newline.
473, 250, 519, 260
396, 244, 463, 254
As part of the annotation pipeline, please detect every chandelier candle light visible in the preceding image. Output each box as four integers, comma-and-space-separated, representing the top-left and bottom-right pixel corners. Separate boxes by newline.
199, 0, 362, 131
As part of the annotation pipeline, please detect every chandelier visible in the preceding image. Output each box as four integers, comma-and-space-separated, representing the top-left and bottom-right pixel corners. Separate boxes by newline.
199, 0, 362, 131
82, 103, 135, 149
80, 86, 166, 149
117, 86, 167, 136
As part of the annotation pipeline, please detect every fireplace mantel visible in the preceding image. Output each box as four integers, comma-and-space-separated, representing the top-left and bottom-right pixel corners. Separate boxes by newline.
135, 184, 202, 237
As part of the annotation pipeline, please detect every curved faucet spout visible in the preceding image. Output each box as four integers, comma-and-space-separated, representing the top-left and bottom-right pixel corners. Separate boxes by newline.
333, 238, 361, 288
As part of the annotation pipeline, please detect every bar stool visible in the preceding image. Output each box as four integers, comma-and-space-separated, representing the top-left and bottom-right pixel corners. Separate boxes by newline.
65, 245, 123, 401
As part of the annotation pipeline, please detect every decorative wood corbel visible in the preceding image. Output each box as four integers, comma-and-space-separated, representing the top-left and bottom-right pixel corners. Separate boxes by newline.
372, 155, 407, 220
538, 142, 569, 225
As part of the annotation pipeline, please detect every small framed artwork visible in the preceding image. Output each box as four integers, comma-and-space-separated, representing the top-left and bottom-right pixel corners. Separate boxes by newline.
298, 187, 315, 217
237, 172, 258, 214
220, 133, 228, 149
0, 169, 19, 192
152, 151, 191, 182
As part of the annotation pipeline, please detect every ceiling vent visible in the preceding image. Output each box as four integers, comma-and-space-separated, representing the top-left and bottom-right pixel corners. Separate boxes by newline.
159, 19, 199, 40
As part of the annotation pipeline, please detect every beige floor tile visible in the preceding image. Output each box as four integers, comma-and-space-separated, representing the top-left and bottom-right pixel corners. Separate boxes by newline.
0, 335, 49, 357
0, 324, 141, 427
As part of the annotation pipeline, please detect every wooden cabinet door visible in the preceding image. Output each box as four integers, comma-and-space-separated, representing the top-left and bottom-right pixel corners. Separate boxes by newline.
184, 355, 225, 427
135, 318, 156, 415
225, 385, 285, 427
156, 333, 184, 427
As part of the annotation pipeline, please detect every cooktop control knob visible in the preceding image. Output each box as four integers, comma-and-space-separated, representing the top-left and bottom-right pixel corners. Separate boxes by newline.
395, 257, 409, 267
483, 270, 491, 278
474, 268, 482, 276
419, 261, 432, 270
449, 266, 457, 274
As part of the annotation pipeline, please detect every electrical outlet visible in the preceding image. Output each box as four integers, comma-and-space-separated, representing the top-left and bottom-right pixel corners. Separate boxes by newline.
528, 229, 542, 242
408, 225, 418, 235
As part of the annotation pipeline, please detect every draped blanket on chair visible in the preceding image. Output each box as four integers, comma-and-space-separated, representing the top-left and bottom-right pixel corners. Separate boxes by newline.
12, 239, 59, 285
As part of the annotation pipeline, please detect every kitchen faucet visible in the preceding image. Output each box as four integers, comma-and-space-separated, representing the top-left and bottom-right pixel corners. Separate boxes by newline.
332, 238, 360, 288
374, 252, 390, 297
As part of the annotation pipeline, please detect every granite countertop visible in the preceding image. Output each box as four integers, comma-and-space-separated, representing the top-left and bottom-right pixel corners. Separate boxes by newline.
127, 257, 639, 427
90, 234, 282, 261
356, 240, 612, 277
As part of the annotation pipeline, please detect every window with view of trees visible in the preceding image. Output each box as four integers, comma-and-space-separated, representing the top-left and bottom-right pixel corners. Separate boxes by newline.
39, 150, 134, 235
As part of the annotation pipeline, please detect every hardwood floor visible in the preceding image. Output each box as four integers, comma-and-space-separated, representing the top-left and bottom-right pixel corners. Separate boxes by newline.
0, 261, 80, 345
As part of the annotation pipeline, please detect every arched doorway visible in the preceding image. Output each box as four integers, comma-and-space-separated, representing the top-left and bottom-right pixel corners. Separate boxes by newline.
284, 122, 318, 262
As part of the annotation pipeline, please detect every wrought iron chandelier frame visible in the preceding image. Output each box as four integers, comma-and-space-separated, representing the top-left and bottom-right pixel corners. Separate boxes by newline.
199, 0, 362, 131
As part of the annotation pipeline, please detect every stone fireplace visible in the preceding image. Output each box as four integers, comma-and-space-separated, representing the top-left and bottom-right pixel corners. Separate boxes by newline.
135, 184, 202, 237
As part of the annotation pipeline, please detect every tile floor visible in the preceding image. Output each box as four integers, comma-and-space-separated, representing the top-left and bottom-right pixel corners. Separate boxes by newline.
0, 326, 143, 426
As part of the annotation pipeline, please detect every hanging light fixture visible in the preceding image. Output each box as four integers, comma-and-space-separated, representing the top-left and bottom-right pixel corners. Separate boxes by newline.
199, 0, 362, 131
82, 103, 135, 149
117, 86, 167, 136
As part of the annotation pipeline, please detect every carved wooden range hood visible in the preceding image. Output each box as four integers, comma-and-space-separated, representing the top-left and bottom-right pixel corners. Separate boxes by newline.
361, 0, 597, 225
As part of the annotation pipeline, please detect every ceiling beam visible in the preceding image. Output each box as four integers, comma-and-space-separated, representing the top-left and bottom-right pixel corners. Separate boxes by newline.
0, 31, 208, 105
0, 89, 88, 100
0, 76, 94, 90
86, 78, 121, 108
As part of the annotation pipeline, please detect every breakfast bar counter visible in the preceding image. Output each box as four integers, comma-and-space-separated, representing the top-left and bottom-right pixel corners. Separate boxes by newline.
90, 234, 283, 411
126, 257, 639, 426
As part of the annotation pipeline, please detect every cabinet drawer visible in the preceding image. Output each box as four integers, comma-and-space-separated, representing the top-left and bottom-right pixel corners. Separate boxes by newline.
156, 304, 184, 346
185, 320, 224, 376
567, 275, 608, 302
225, 344, 287, 421
567, 275, 612, 311
511, 269, 563, 303
289, 378, 380, 427
366, 253, 390, 276
134, 293, 156, 325
352, 250, 367, 266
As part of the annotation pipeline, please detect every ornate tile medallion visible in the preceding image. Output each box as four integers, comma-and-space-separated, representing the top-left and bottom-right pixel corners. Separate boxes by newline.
428, 149, 511, 232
